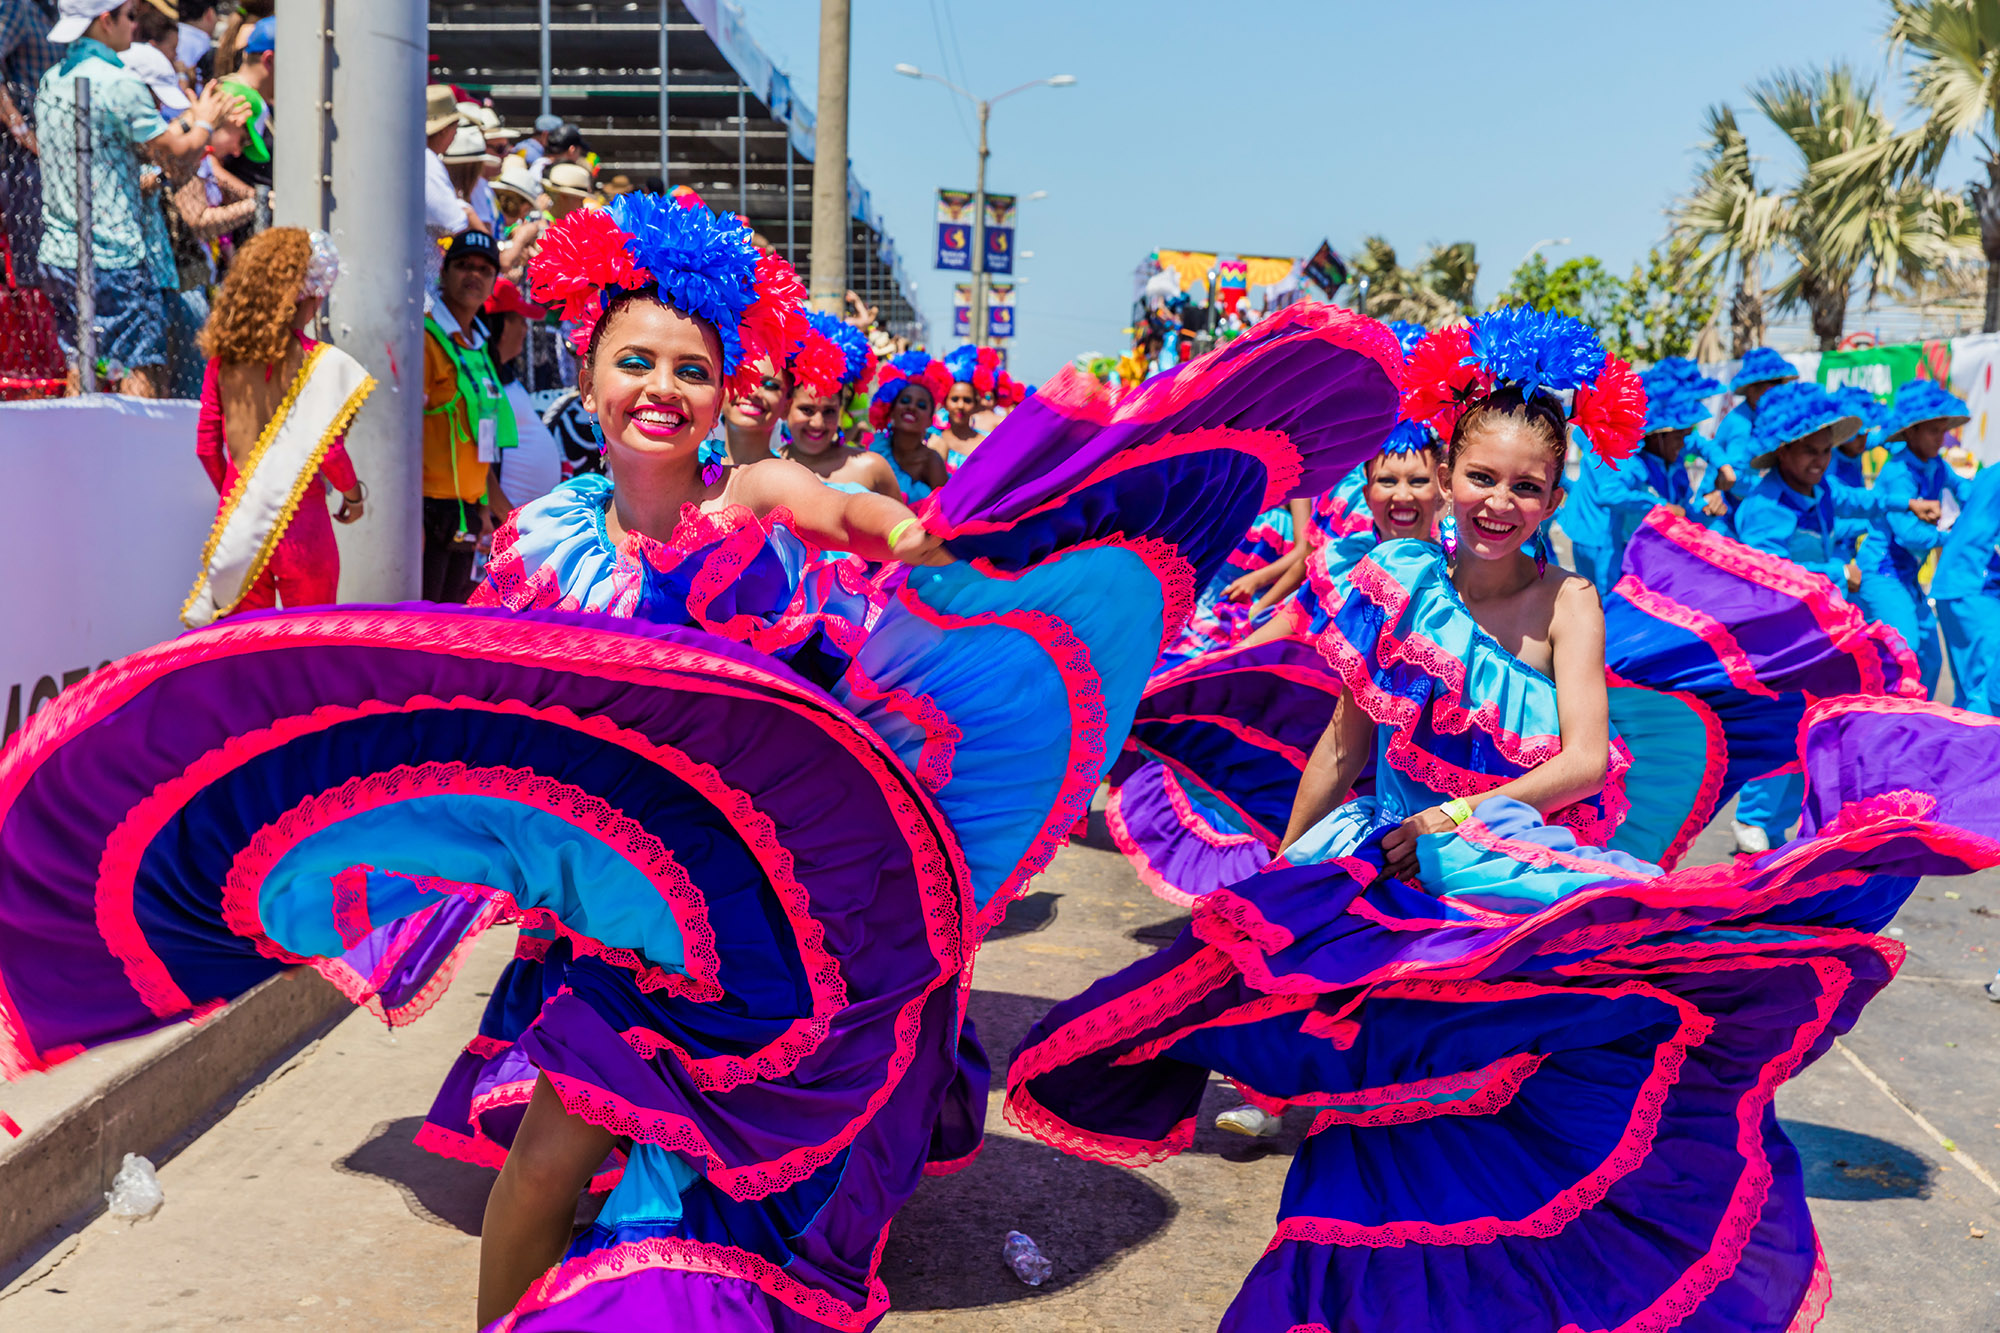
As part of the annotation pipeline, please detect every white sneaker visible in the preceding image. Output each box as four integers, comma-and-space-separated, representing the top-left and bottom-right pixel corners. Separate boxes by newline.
1731, 821, 1770, 855
1984, 980, 2000, 1004
1215, 1104, 1282, 1138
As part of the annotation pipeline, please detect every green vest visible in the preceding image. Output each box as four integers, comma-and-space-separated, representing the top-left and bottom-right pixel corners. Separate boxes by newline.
424, 315, 517, 470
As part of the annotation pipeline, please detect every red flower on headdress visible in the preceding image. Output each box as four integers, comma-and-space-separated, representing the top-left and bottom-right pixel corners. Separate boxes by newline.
736, 251, 814, 397
1571, 352, 1648, 464
788, 323, 851, 400
529, 209, 644, 326
1399, 323, 1489, 440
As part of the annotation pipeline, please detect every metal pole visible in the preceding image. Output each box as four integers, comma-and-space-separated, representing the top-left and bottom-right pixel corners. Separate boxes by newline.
784, 123, 795, 262
736, 85, 747, 220
74, 78, 95, 393
807, 0, 849, 312
668, 0, 684, 187
539, 0, 552, 119
273, 0, 331, 233
970, 99, 988, 349
325, 0, 427, 601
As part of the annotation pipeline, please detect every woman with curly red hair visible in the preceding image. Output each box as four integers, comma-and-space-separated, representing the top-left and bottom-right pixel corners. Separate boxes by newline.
182, 227, 373, 626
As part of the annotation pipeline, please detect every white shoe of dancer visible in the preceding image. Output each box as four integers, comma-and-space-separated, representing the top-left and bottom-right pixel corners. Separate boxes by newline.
1731, 820, 1771, 855
1215, 1104, 1283, 1138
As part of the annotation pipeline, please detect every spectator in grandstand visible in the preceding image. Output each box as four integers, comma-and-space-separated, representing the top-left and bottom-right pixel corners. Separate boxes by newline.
35, 0, 245, 396
175, 0, 215, 81
1, 0, 61, 269
215, 11, 269, 208
442, 120, 492, 232
532, 123, 588, 183
423, 84, 472, 290
516, 111, 560, 170
542, 160, 594, 221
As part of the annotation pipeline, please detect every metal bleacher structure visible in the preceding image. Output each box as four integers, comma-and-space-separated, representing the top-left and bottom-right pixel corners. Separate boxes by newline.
426, 0, 925, 342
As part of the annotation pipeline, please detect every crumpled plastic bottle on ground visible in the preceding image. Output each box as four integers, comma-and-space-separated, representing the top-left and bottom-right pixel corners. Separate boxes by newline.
1001, 1230, 1052, 1286
104, 1153, 164, 1219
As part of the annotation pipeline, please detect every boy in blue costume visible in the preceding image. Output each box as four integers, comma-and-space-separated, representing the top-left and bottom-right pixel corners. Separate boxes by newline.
1934, 461, 2000, 719
1699, 348, 1798, 536
1728, 381, 1941, 852
1564, 357, 1719, 591
1853, 381, 1972, 696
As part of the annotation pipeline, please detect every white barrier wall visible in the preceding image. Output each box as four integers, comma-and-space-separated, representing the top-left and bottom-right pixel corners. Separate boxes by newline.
1, 397, 211, 743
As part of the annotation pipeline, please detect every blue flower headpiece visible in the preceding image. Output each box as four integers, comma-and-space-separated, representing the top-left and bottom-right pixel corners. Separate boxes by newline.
1403, 308, 1647, 462
803, 310, 874, 392
1385, 320, 1428, 357
1729, 347, 1799, 394
1825, 385, 1884, 434
1880, 380, 1969, 442
1380, 418, 1438, 456
1751, 382, 1863, 453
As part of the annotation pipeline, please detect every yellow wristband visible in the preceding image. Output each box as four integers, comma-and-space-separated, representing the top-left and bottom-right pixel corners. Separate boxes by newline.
1441, 798, 1474, 826
887, 516, 920, 550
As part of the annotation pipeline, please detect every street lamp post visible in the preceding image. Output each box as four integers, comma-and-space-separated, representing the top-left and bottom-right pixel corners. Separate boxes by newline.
894, 65, 1073, 348
1522, 237, 1571, 266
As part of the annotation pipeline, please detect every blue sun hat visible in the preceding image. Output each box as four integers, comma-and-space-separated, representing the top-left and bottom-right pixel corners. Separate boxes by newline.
1749, 381, 1864, 462
1379, 418, 1437, 455
1879, 380, 1970, 443
1825, 385, 1885, 433
1639, 357, 1722, 435
1729, 347, 1800, 394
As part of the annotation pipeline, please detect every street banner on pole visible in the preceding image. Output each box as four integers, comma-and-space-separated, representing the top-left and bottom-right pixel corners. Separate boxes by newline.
982, 193, 1016, 276
987, 283, 1015, 340
936, 189, 973, 270
953, 284, 973, 337
1304, 239, 1347, 297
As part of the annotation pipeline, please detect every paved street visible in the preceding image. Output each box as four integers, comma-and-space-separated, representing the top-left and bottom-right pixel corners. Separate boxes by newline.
3, 803, 1999, 1331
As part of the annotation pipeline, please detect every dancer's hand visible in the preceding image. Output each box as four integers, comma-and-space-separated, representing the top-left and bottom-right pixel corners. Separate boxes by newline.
1846, 562, 1863, 593
1702, 490, 1728, 518
1908, 498, 1942, 524
892, 520, 953, 566
1222, 563, 1279, 602
1656, 503, 1685, 520
335, 490, 365, 524
1379, 806, 1458, 889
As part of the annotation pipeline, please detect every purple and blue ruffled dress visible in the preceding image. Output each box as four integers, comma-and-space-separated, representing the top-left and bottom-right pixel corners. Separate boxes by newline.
1007, 509, 1998, 1332
0, 303, 1409, 1329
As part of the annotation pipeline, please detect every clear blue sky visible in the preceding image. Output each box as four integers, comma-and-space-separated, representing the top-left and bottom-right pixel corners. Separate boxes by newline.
739, 0, 1965, 382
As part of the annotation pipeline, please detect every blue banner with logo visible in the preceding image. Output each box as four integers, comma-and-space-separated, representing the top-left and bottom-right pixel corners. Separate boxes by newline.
936, 189, 973, 270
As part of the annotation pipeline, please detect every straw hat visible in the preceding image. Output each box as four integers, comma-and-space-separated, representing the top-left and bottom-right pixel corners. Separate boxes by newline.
545, 161, 595, 198
425, 85, 462, 137
494, 160, 541, 203
442, 122, 488, 165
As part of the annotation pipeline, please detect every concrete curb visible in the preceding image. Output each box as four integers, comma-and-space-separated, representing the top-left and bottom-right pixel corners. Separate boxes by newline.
0, 967, 351, 1273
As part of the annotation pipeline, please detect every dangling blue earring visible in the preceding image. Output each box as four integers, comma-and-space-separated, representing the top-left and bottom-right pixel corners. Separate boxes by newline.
698, 437, 727, 487
1439, 514, 1459, 561
590, 418, 607, 455
1533, 525, 1550, 579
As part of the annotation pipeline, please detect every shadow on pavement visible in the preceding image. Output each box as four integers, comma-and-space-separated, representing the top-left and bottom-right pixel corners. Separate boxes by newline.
336, 1116, 494, 1234
883, 1133, 1176, 1309
986, 890, 1061, 941
1784, 1119, 1935, 1200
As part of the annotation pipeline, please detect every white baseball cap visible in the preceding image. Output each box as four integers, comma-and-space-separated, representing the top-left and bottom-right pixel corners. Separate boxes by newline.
121, 42, 190, 112
49, 0, 127, 45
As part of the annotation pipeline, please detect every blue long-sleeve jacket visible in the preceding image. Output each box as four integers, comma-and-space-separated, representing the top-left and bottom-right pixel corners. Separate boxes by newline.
1858, 450, 1970, 581
1931, 464, 2000, 601
1733, 470, 1881, 586
1563, 446, 1695, 555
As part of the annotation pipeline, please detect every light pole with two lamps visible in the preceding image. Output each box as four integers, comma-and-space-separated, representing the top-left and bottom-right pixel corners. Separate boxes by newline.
894, 64, 1073, 347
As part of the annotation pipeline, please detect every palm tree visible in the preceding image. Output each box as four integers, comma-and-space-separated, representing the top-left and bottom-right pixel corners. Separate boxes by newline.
1878, 0, 2000, 330
1757, 65, 1977, 349
1670, 106, 1783, 355
1347, 236, 1478, 326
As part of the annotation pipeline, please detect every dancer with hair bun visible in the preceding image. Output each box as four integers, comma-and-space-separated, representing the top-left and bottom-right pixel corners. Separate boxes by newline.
1007, 309, 1997, 1332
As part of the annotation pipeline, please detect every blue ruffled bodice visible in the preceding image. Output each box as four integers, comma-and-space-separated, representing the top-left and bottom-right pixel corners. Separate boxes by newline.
475, 475, 877, 687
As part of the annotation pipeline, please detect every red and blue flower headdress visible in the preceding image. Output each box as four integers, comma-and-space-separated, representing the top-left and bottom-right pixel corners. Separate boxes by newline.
528, 192, 813, 397
943, 344, 1002, 395
868, 350, 954, 430
1401, 308, 1647, 463
794, 310, 876, 399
